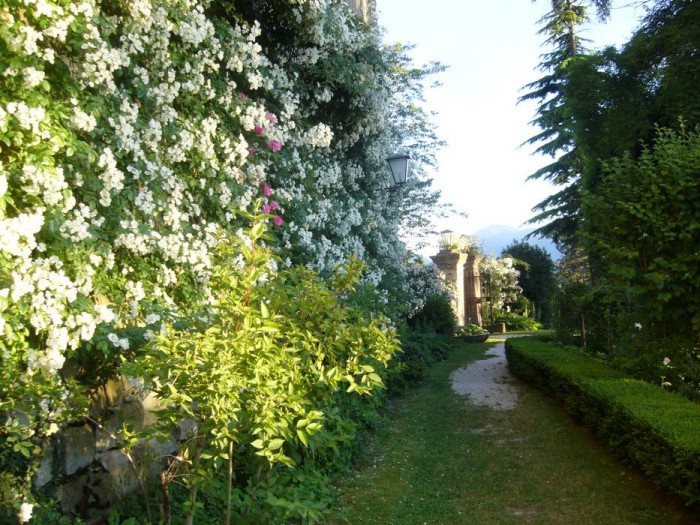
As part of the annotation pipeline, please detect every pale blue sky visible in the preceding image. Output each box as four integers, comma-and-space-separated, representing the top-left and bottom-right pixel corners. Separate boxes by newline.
378, 0, 648, 249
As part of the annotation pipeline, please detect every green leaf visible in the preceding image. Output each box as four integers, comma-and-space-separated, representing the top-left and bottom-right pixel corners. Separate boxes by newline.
268, 438, 285, 450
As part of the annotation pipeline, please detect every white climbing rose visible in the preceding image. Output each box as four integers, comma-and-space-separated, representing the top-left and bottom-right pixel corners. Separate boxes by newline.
18, 502, 33, 523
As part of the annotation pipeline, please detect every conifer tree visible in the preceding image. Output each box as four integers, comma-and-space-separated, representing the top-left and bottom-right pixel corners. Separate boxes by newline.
520, 0, 610, 248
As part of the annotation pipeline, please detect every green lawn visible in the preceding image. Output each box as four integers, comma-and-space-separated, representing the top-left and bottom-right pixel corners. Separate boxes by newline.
331, 339, 698, 524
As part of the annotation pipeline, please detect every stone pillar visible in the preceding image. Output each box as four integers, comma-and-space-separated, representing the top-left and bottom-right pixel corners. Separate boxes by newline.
430, 250, 468, 326
342, 0, 377, 25
463, 253, 483, 326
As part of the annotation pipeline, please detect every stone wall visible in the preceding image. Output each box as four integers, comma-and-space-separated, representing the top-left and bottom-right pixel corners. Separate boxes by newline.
35, 377, 171, 514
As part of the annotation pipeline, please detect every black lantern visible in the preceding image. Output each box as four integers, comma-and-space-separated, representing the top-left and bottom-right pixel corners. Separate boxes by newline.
439, 229, 456, 251
386, 154, 409, 186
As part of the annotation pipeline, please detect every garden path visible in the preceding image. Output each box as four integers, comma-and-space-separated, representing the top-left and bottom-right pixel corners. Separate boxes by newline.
449, 338, 518, 410
333, 335, 698, 524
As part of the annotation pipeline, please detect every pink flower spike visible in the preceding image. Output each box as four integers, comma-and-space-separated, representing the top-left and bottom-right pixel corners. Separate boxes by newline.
270, 201, 280, 210
239, 92, 248, 100
273, 215, 283, 226
266, 112, 277, 124
262, 204, 272, 214
268, 140, 282, 152
259, 181, 272, 196
254, 125, 264, 136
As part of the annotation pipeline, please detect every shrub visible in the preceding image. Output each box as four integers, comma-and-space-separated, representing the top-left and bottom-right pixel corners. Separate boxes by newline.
408, 294, 458, 335
506, 336, 700, 505
494, 313, 541, 332
456, 324, 488, 336
387, 331, 453, 390
120, 216, 400, 523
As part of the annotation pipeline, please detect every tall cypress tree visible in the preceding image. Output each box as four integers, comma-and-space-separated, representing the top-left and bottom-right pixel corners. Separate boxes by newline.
520, 0, 610, 248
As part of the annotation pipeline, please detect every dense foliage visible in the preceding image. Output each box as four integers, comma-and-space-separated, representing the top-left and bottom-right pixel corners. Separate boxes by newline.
501, 241, 556, 326
506, 336, 700, 506
479, 254, 522, 327
520, 0, 611, 246
0, 0, 447, 522
527, 0, 700, 395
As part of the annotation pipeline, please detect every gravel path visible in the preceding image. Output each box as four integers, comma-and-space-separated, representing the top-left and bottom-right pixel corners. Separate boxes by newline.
449, 338, 519, 410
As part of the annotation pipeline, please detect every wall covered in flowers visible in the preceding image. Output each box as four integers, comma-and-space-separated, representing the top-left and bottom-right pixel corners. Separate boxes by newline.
0, 0, 447, 522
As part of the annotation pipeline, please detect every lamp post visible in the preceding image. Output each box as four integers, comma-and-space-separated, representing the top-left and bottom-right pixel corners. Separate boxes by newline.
439, 229, 456, 251
386, 154, 409, 186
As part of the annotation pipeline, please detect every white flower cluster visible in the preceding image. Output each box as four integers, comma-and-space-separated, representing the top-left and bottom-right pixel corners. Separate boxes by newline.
70, 106, 97, 132
0, 3, 437, 503
304, 122, 333, 148
20, 165, 69, 208
5, 101, 48, 136
107, 333, 130, 350
10, 254, 99, 376
1, 209, 44, 258
97, 147, 125, 207
60, 203, 103, 242
18, 502, 33, 524
480, 256, 523, 309
23, 66, 45, 88
178, 4, 214, 47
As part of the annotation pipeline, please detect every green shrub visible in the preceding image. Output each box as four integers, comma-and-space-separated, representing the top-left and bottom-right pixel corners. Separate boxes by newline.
456, 324, 488, 336
120, 218, 400, 524
408, 295, 458, 335
506, 336, 700, 505
387, 331, 453, 390
494, 313, 541, 332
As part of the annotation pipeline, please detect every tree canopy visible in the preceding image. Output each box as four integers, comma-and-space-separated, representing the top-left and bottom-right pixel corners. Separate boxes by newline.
502, 241, 556, 325
525, 0, 700, 395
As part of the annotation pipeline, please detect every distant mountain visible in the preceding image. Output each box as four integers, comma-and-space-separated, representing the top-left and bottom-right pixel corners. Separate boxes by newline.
472, 225, 561, 260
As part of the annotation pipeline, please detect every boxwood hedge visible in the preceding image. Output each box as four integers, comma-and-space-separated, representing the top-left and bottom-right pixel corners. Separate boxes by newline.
505, 336, 700, 506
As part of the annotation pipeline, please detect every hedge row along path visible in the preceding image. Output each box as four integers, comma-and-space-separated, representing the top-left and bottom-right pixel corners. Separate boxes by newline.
332, 337, 698, 524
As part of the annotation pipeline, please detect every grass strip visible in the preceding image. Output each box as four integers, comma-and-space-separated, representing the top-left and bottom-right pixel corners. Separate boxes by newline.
331, 339, 697, 524
506, 336, 700, 507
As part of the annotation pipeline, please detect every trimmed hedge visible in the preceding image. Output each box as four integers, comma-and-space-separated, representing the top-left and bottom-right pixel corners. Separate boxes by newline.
505, 337, 700, 506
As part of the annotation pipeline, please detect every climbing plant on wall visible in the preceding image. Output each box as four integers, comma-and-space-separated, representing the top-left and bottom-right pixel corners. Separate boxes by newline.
0, 0, 445, 521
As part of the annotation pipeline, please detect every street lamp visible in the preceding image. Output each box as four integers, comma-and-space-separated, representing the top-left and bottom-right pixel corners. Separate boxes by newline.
386, 154, 409, 186
439, 229, 456, 251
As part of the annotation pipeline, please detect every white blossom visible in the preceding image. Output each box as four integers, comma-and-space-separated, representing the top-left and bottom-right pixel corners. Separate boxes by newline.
70, 107, 97, 132
23, 67, 45, 88
304, 122, 333, 148
18, 502, 33, 523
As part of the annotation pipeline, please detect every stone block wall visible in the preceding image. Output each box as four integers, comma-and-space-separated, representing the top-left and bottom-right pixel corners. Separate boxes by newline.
35, 377, 171, 514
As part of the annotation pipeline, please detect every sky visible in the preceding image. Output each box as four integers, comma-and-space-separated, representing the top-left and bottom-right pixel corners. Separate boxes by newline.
376, 0, 649, 251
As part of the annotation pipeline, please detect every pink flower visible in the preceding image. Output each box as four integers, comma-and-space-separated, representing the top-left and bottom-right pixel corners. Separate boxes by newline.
269, 201, 280, 210
254, 125, 264, 136
267, 140, 282, 152
259, 181, 272, 197
273, 215, 283, 226
239, 92, 248, 101
262, 204, 272, 214
266, 112, 277, 124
